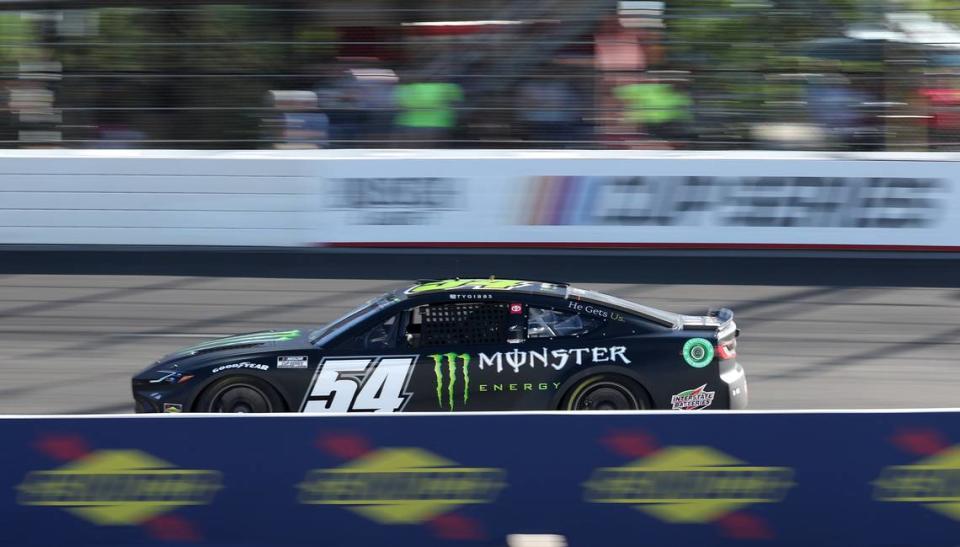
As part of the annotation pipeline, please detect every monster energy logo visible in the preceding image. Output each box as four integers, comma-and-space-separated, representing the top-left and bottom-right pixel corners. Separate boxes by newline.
430, 353, 470, 410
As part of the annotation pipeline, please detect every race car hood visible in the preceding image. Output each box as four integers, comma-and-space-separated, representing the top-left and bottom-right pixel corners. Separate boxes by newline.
157, 328, 310, 364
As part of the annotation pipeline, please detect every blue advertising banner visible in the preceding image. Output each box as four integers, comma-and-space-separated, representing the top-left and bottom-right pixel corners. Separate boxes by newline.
0, 411, 958, 547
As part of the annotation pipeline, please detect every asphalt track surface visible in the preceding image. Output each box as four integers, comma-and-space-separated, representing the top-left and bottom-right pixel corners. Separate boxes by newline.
0, 249, 957, 414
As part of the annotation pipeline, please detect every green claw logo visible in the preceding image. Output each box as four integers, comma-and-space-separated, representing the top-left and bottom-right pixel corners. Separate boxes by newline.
430, 353, 471, 410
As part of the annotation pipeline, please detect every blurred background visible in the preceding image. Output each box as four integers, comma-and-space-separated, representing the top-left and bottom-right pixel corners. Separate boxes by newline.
3, 0, 960, 150
1, 14, 959, 547
1, 1, 959, 416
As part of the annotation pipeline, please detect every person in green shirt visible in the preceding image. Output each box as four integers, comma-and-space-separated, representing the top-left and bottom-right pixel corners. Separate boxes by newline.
613, 80, 693, 145
393, 80, 464, 146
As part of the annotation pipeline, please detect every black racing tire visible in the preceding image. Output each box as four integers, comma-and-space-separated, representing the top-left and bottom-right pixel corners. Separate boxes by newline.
195, 376, 286, 413
561, 374, 651, 411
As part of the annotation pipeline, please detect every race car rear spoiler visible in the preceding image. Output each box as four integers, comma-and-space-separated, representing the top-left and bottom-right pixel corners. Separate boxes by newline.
710, 307, 739, 339
708, 307, 734, 323
680, 307, 738, 338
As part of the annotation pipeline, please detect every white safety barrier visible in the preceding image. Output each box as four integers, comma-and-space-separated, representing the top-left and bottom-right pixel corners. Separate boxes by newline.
0, 150, 319, 246
1, 149, 958, 250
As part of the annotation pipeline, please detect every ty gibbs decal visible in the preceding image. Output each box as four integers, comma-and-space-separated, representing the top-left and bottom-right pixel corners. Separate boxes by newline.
526, 176, 945, 228
329, 177, 460, 225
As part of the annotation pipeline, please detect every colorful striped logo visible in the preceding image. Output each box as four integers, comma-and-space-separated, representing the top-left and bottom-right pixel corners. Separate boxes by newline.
522, 177, 598, 225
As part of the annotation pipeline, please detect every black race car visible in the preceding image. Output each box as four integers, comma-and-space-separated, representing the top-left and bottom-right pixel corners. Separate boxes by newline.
133, 278, 747, 413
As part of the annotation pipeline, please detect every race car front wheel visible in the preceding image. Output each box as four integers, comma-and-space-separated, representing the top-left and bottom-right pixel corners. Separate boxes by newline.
563, 375, 649, 411
196, 377, 285, 413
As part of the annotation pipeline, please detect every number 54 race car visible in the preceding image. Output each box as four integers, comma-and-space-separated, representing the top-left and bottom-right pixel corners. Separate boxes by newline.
133, 278, 747, 413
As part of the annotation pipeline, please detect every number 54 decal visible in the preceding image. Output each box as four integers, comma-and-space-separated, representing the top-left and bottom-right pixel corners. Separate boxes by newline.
300, 356, 416, 413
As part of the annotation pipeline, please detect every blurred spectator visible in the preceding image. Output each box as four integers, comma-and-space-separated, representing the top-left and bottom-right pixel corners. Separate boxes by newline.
348, 66, 398, 146
456, 60, 513, 147
806, 74, 872, 149
7, 79, 61, 148
268, 90, 329, 149
94, 111, 147, 148
393, 77, 463, 147
1, 2, 959, 150
613, 76, 693, 147
315, 66, 363, 147
918, 75, 960, 149
515, 67, 583, 147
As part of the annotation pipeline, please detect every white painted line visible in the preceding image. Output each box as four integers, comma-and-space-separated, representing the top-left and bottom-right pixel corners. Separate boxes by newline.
508, 535, 567, 547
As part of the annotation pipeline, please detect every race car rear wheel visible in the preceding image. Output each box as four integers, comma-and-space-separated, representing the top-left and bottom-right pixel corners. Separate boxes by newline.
197, 376, 285, 413
563, 375, 649, 411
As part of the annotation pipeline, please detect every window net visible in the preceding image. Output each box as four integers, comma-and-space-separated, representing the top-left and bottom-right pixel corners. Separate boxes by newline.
421, 302, 508, 346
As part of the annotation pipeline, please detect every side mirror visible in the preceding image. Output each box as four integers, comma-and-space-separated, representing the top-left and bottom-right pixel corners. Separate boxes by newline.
507, 324, 525, 344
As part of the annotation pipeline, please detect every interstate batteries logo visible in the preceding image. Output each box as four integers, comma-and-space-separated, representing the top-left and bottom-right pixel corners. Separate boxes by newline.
670, 385, 716, 410
584, 445, 794, 525
17, 449, 222, 526
874, 433, 960, 521
298, 446, 506, 525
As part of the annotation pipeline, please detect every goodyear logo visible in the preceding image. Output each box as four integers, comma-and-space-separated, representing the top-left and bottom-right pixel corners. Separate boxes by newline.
298, 447, 506, 524
874, 445, 960, 520
584, 446, 794, 523
17, 450, 222, 525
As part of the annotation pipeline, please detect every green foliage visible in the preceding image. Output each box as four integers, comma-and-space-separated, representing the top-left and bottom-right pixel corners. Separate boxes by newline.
663, 0, 892, 130
62, 8, 159, 71
0, 12, 40, 66
665, 0, 876, 71
906, 0, 960, 26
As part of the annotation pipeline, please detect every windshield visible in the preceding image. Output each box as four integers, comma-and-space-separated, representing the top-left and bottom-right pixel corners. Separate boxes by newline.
309, 292, 399, 344
567, 287, 680, 327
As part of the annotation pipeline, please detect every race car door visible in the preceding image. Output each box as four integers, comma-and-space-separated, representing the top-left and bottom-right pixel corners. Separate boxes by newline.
300, 310, 419, 413
396, 299, 523, 412
303, 299, 522, 413
481, 301, 614, 410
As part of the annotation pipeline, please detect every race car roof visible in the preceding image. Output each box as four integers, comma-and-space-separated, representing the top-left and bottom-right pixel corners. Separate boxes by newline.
403, 278, 567, 297
403, 278, 680, 327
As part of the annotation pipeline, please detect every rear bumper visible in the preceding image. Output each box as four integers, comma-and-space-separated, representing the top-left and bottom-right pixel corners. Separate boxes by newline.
720, 359, 748, 410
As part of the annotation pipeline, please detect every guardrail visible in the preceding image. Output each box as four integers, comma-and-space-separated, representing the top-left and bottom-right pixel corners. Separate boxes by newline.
1, 150, 959, 251
2, 411, 958, 547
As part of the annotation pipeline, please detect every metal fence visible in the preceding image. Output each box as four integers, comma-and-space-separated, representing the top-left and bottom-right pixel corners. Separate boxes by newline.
2, 0, 960, 150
